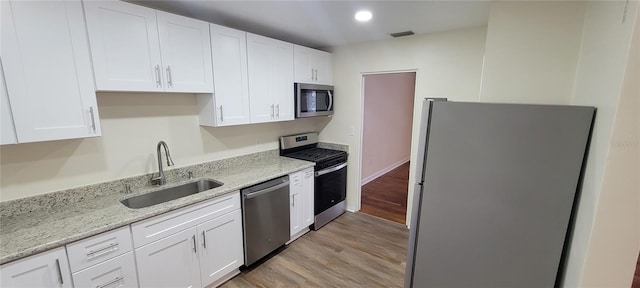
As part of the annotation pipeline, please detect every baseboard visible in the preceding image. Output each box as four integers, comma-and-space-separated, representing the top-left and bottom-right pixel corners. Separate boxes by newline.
206, 269, 241, 288
361, 157, 409, 186
286, 227, 310, 245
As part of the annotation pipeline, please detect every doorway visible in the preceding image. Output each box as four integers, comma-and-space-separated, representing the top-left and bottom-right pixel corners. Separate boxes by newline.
359, 72, 416, 224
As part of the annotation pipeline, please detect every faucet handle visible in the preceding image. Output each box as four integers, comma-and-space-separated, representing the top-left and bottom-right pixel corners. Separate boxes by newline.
124, 184, 132, 194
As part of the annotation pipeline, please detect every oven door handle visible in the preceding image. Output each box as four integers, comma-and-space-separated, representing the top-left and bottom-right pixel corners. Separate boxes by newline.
315, 162, 347, 177
327, 90, 333, 111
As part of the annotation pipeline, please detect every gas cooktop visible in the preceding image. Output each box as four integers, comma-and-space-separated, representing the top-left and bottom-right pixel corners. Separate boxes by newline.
283, 147, 346, 163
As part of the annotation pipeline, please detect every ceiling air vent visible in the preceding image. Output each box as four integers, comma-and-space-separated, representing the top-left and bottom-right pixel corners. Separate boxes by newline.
390, 31, 415, 38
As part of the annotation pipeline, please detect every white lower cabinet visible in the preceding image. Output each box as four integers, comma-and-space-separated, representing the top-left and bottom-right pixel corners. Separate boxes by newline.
133, 192, 244, 288
72, 252, 138, 288
302, 168, 315, 228
136, 227, 201, 288
67, 226, 138, 288
198, 209, 244, 286
0, 247, 72, 288
289, 168, 315, 242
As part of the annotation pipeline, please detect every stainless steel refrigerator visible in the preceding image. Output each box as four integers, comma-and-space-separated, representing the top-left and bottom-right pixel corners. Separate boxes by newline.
404, 99, 595, 288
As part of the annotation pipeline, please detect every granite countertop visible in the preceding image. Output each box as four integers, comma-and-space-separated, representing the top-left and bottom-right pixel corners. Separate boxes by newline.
0, 151, 315, 265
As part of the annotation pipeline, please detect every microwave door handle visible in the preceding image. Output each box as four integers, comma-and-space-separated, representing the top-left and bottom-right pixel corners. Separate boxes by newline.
327, 90, 333, 111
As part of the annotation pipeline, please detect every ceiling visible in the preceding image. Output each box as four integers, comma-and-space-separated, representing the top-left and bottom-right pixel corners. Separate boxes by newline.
131, 1, 492, 51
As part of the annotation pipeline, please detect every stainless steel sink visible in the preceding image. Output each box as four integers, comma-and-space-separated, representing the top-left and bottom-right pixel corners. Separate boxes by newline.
120, 179, 223, 209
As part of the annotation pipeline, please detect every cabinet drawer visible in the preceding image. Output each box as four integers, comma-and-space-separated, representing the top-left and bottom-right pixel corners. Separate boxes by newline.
67, 226, 132, 272
290, 171, 302, 187
131, 192, 240, 247
72, 252, 138, 288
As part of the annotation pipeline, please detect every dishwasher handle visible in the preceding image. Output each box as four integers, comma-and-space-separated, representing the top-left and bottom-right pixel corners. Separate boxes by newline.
243, 180, 290, 200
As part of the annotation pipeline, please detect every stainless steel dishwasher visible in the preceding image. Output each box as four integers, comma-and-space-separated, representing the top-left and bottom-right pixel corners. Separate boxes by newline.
241, 175, 290, 266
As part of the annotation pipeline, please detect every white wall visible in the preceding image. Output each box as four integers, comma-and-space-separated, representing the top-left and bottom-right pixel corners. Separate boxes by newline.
480, 1, 586, 104
322, 27, 487, 214
361, 73, 415, 183
580, 6, 640, 285
563, 1, 639, 287
0, 92, 330, 201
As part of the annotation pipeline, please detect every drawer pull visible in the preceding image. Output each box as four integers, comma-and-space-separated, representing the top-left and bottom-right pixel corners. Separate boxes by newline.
96, 276, 124, 288
86, 243, 119, 259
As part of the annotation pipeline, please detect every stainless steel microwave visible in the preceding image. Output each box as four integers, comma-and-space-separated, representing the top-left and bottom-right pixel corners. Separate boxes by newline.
295, 83, 334, 118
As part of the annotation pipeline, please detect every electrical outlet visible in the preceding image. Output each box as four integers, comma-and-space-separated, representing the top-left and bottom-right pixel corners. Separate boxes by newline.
348, 126, 355, 136
256, 138, 264, 147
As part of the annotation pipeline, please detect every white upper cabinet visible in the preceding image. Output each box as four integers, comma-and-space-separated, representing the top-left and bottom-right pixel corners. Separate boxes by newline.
247, 33, 294, 124
157, 11, 213, 93
1, 0, 101, 143
294, 45, 333, 85
84, 1, 162, 92
84, 1, 213, 93
199, 24, 250, 127
0, 59, 17, 145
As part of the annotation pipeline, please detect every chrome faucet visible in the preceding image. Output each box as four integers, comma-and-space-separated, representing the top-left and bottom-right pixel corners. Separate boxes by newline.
152, 141, 175, 186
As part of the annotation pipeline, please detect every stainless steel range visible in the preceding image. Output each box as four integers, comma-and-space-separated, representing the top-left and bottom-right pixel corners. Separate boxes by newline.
280, 132, 348, 230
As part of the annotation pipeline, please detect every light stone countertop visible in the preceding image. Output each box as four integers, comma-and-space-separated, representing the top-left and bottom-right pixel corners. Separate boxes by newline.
0, 150, 314, 265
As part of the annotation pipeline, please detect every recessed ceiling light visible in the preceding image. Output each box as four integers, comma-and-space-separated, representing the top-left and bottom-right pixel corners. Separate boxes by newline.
355, 10, 372, 22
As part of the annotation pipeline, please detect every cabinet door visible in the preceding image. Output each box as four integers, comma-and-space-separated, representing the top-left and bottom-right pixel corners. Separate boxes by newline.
0, 59, 17, 145
247, 33, 294, 124
135, 227, 201, 288
197, 210, 244, 287
1, 1, 101, 143
294, 45, 332, 85
247, 33, 276, 124
272, 41, 294, 121
313, 50, 333, 85
72, 252, 138, 288
157, 11, 213, 93
293, 45, 313, 84
289, 171, 303, 236
208, 24, 250, 126
84, 1, 163, 92
0, 247, 72, 288
302, 168, 316, 227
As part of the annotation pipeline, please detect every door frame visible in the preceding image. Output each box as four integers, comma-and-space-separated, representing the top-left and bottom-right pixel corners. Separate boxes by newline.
356, 69, 418, 226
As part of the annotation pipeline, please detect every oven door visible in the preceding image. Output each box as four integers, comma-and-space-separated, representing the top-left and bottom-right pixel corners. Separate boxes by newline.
314, 162, 347, 215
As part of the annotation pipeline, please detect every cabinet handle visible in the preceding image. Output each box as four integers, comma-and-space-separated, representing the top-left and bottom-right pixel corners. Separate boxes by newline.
270, 104, 275, 118
89, 107, 97, 133
154, 65, 162, 87
292, 194, 295, 207
202, 231, 207, 248
192, 235, 197, 253
219, 106, 224, 122
86, 242, 119, 259
310, 69, 314, 81
166, 66, 173, 88
276, 104, 280, 118
96, 276, 124, 288
55, 259, 63, 285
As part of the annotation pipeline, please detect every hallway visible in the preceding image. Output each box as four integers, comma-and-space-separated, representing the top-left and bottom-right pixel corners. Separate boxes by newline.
360, 162, 410, 224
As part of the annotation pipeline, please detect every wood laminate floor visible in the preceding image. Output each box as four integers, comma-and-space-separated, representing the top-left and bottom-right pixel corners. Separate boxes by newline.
221, 212, 409, 288
360, 162, 410, 224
